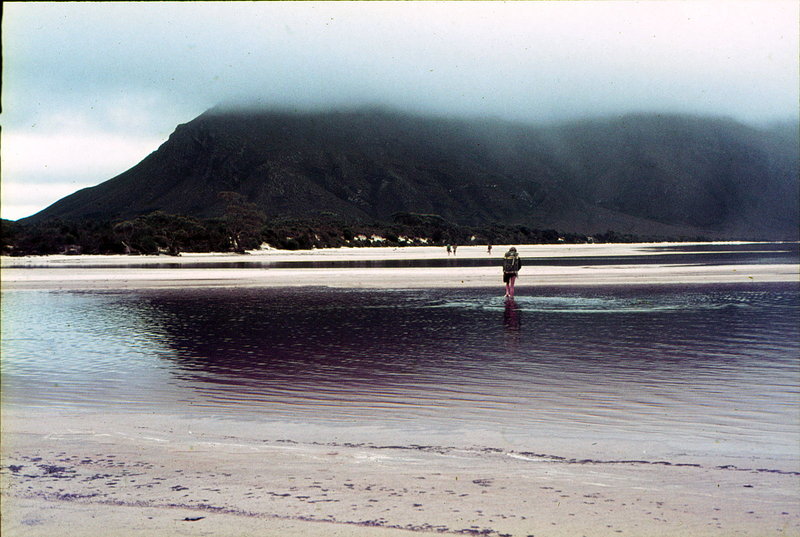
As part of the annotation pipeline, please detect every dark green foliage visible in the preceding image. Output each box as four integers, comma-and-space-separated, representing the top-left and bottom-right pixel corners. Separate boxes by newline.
1, 219, 19, 255
392, 212, 448, 227
5, 210, 709, 256
113, 212, 212, 255
5, 218, 125, 256
219, 191, 266, 252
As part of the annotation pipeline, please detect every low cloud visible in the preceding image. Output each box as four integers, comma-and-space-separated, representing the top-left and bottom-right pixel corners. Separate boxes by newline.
2, 1, 798, 219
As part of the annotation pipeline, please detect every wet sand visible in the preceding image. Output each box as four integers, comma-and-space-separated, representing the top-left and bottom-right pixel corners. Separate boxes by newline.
2, 243, 798, 290
3, 410, 799, 537
2, 243, 799, 536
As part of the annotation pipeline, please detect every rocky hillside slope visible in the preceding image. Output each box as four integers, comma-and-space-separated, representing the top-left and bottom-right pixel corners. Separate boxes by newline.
23, 108, 799, 240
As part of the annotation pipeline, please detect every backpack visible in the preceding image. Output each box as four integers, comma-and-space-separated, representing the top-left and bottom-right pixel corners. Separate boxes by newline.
503, 253, 520, 273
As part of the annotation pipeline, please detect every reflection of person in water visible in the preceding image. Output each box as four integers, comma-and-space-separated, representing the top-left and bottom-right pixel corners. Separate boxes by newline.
503, 298, 521, 331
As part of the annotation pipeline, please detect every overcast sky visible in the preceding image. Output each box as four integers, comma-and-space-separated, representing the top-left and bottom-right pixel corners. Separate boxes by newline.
2, 1, 798, 221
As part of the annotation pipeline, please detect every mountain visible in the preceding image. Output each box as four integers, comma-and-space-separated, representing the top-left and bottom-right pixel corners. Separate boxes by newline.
22, 108, 799, 240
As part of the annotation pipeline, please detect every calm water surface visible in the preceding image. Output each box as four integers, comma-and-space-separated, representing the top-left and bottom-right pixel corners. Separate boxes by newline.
2, 275, 798, 468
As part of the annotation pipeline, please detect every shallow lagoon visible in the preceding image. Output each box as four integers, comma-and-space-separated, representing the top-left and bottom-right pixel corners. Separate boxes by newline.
3, 280, 798, 471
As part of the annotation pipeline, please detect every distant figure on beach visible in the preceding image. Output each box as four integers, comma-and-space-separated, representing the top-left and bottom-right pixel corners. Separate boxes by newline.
502, 247, 522, 298
446, 245, 452, 255
487, 244, 492, 255
452, 244, 457, 255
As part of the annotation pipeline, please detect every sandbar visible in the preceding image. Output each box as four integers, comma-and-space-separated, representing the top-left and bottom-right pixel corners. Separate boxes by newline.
2, 242, 798, 290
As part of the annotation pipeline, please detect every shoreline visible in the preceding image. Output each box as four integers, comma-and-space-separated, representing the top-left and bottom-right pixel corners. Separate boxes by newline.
2, 242, 798, 291
1, 241, 792, 265
3, 408, 799, 537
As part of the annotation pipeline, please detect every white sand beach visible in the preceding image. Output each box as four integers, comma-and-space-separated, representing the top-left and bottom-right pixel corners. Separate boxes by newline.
2, 243, 799, 536
2, 243, 798, 290
3, 409, 798, 537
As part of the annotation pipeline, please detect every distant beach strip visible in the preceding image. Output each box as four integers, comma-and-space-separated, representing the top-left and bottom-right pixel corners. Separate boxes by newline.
2, 242, 798, 290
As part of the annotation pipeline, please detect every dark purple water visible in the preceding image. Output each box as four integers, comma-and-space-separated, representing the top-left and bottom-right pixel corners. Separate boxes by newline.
2, 278, 798, 469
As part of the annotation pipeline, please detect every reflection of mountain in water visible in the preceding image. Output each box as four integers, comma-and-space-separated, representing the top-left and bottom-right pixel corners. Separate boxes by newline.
137, 284, 799, 398
3, 282, 798, 457
145, 288, 475, 389
113, 282, 797, 455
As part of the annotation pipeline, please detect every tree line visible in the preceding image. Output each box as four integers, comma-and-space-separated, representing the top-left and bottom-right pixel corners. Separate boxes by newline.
1, 193, 702, 256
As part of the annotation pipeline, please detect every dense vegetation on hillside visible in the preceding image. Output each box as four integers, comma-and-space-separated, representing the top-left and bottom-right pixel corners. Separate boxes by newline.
2, 197, 676, 256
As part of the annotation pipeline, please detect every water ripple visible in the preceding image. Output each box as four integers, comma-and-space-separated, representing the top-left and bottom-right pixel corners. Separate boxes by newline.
2, 282, 798, 466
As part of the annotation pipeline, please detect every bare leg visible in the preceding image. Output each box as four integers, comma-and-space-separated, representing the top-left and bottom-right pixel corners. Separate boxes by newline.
504, 277, 513, 298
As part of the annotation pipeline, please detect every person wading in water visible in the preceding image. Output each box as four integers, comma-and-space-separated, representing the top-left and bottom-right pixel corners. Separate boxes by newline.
502, 247, 522, 298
